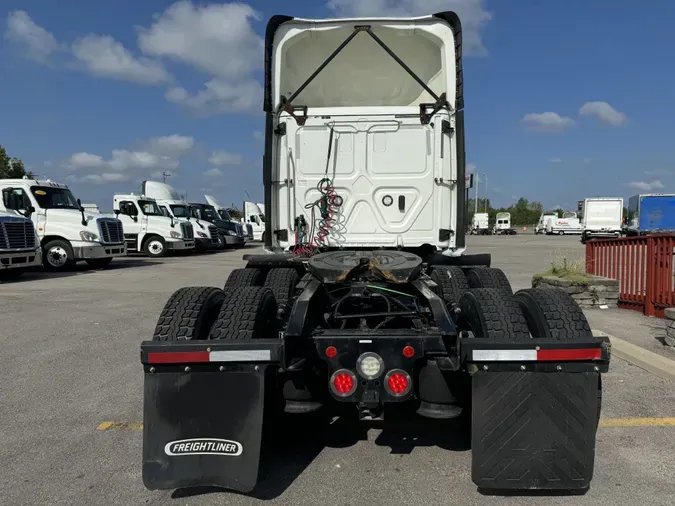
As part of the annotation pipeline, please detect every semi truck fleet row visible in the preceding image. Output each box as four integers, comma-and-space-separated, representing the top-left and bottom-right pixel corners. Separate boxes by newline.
0, 177, 261, 277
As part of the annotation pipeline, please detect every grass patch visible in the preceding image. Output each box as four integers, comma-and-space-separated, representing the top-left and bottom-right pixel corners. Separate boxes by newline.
534, 257, 592, 285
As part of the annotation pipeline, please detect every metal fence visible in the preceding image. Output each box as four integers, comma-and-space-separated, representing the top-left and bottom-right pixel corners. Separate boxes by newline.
586, 234, 675, 317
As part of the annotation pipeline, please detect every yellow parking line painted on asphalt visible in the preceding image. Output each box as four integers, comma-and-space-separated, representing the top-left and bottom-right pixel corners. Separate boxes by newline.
599, 417, 675, 427
96, 421, 144, 431
96, 418, 675, 431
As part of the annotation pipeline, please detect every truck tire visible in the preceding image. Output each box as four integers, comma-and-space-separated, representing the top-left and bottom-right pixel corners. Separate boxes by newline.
209, 286, 278, 340
144, 236, 166, 258
514, 288, 601, 424
152, 287, 226, 341
466, 267, 513, 295
85, 257, 113, 269
457, 288, 530, 339
43, 239, 75, 270
225, 267, 265, 288
263, 268, 300, 308
430, 266, 469, 307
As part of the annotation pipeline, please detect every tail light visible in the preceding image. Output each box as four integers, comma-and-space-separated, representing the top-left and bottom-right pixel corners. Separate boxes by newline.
384, 369, 411, 397
330, 369, 357, 397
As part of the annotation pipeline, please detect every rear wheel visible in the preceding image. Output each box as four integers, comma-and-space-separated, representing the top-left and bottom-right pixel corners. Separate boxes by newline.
514, 288, 601, 424
263, 268, 300, 309
152, 287, 226, 341
458, 288, 530, 339
209, 287, 278, 340
466, 267, 513, 295
430, 266, 469, 307
225, 267, 265, 288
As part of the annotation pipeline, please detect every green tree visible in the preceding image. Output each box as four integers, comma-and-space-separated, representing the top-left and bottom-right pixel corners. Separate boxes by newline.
0, 145, 34, 179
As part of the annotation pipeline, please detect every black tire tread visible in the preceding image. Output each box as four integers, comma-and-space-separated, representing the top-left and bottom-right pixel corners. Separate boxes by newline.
514, 288, 592, 340
458, 288, 530, 339
430, 266, 469, 306
209, 286, 277, 340
467, 267, 513, 295
153, 287, 225, 341
263, 268, 300, 307
225, 267, 265, 288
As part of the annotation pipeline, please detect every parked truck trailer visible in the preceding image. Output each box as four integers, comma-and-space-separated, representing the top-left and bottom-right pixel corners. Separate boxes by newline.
581, 197, 623, 243
140, 12, 609, 497
626, 193, 675, 236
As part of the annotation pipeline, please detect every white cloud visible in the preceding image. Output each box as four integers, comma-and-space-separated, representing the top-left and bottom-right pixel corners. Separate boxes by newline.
144, 134, 194, 156
5, 10, 64, 62
626, 180, 665, 191
579, 101, 627, 127
326, 0, 493, 56
203, 168, 223, 178
466, 163, 477, 174
252, 130, 264, 141
63, 135, 193, 185
137, 1, 263, 79
165, 78, 263, 116
137, 1, 264, 114
549, 158, 563, 164
208, 150, 243, 166
521, 112, 575, 133
71, 35, 172, 85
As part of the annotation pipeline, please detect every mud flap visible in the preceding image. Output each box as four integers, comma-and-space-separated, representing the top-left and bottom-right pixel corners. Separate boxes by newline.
461, 336, 610, 491
141, 340, 283, 493
471, 371, 599, 491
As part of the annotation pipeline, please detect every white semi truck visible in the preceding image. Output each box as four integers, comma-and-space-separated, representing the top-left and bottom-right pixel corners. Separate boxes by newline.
0, 178, 126, 270
204, 195, 254, 241
143, 181, 221, 252
469, 212, 490, 235
139, 11, 610, 497
0, 209, 42, 280
493, 212, 516, 235
535, 212, 558, 234
581, 197, 623, 243
113, 194, 195, 257
240, 201, 265, 241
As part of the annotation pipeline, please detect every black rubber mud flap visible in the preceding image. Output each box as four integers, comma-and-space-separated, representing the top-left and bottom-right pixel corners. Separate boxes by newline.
142, 365, 269, 493
471, 370, 599, 491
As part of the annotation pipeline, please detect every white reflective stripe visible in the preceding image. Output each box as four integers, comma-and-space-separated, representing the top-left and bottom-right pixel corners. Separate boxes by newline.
209, 350, 271, 362
472, 349, 537, 361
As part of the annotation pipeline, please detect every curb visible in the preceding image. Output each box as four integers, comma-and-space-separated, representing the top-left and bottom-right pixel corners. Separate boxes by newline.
593, 329, 675, 382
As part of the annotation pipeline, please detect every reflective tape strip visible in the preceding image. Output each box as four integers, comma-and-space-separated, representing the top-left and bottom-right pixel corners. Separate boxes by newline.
209, 350, 271, 362
472, 349, 537, 361
537, 348, 602, 361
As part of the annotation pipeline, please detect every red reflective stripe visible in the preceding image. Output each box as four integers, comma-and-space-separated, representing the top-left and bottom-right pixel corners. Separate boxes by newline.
537, 348, 602, 361
147, 351, 210, 364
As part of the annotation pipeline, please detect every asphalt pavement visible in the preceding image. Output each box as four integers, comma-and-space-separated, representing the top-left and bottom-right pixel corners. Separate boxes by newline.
1, 235, 674, 505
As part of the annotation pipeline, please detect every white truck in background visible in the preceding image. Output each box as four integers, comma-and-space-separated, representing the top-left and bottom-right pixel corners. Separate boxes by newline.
0, 208, 42, 280
535, 212, 558, 234
546, 211, 583, 235
143, 181, 222, 252
204, 195, 252, 242
470, 212, 490, 235
581, 197, 623, 243
240, 201, 265, 241
493, 212, 516, 235
0, 178, 126, 270
113, 194, 195, 257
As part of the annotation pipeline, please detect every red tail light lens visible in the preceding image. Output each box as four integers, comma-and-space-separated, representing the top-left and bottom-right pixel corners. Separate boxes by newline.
330, 369, 357, 397
402, 345, 415, 358
385, 370, 411, 397
325, 346, 338, 358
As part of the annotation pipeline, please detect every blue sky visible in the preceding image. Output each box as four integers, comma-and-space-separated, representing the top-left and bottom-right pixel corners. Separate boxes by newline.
1, 0, 674, 212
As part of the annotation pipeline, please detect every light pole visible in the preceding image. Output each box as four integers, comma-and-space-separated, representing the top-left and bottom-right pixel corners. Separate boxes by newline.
483, 173, 488, 212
